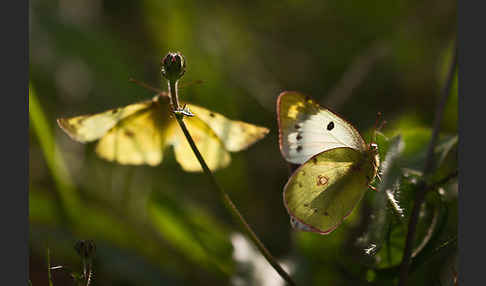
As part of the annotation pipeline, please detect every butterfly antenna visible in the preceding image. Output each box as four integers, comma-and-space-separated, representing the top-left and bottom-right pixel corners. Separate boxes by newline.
377, 119, 387, 132
372, 112, 386, 143
129, 78, 203, 95
372, 112, 381, 143
129, 78, 168, 96
179, 79, 204, 89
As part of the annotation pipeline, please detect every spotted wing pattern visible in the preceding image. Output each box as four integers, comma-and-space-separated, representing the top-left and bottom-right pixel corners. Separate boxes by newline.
283, 147, 373, 234
277, 91, 366, 165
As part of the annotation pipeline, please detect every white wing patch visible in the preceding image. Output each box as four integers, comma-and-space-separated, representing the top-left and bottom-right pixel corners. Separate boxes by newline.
278, 92, 367, 165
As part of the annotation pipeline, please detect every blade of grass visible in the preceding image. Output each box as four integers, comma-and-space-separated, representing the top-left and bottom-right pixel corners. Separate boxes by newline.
29, 83, 80, 222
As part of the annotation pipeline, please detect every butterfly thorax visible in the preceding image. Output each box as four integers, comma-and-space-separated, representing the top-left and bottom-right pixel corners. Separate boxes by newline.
364, 143, 380, 183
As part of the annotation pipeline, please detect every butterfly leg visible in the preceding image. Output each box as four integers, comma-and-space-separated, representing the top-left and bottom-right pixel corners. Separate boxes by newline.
173, 104, 195, 117
367, 175, 378, 191
376, 172, 383, 182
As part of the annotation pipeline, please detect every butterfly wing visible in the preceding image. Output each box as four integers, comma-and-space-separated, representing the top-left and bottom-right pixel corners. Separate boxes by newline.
283, 147, 373, 234
57, 100, 154, 143
277, 91, 367, 165
95, 100, 172, 166
186, 103, 269, 152
58, 94, 264, 171
169, 115, 231, 172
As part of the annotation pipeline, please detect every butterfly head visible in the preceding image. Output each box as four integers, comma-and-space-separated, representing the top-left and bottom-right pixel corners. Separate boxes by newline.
367, 142, 379, 162
369, 142, 378, 152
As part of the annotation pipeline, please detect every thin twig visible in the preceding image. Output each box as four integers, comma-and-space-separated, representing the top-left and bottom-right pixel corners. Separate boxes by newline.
398, 45, 457, 286
168, 80, 296, 286
426, 170, 458, 192
323, 41, 390, 109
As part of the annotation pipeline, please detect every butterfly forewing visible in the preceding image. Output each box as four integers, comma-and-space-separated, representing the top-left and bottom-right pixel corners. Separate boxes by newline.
187, 103, 270, 152
277, 91, 367, 165
57, 100, 154, 143
283, 147, 372, 234
95, 101, 172, 166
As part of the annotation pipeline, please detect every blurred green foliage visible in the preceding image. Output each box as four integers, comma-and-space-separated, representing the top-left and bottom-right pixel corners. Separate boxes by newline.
29, 0, 456, 285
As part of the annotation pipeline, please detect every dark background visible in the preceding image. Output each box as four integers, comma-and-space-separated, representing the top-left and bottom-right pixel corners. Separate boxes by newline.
29, 0, 457, 285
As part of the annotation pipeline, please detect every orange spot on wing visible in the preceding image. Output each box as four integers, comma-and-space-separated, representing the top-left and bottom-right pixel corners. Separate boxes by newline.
317, 175, 328, 186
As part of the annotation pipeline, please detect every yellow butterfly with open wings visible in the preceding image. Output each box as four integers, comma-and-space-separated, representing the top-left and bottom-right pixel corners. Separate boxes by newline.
57, 92, 269, 172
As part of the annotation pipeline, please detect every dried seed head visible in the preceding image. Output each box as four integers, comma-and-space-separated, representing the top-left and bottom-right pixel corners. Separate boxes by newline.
161, 52, 186, 82
74, 240, 96, 260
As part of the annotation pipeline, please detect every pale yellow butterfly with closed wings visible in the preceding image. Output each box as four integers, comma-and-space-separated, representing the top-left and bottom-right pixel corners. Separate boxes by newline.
57, 91, 269, 172
277, 91, 381, 234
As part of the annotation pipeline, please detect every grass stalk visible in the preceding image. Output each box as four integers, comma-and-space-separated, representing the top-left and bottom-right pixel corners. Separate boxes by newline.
168, 79, 296, 286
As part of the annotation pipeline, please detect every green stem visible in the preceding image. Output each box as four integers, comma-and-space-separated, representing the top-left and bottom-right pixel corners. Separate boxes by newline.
169, 80, 296, 286
47, 248, 54, 286
167, 80, 180, 110
426, 170, 458, 192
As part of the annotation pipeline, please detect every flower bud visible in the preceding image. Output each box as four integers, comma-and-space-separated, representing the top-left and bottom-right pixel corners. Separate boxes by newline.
161, 52, 186, 82
74, 240, 96, 260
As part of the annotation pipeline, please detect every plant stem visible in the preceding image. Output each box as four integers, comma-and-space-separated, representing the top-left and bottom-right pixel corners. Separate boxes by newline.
168, 80, 296, 286
168, 80, 181, 110
427, 170, 458, 192
398, 45, 457, 286
47, 248, 54, 286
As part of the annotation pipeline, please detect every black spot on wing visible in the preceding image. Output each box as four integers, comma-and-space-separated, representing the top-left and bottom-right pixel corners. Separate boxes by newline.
124, 130, 135, 137
327, 121, 334, 131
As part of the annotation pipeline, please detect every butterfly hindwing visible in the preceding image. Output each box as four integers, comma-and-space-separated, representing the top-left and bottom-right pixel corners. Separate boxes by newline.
187, 103, 269, 152
283, 147, 373, 234
277, 91, 367, 165
170, 115, 231, 172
